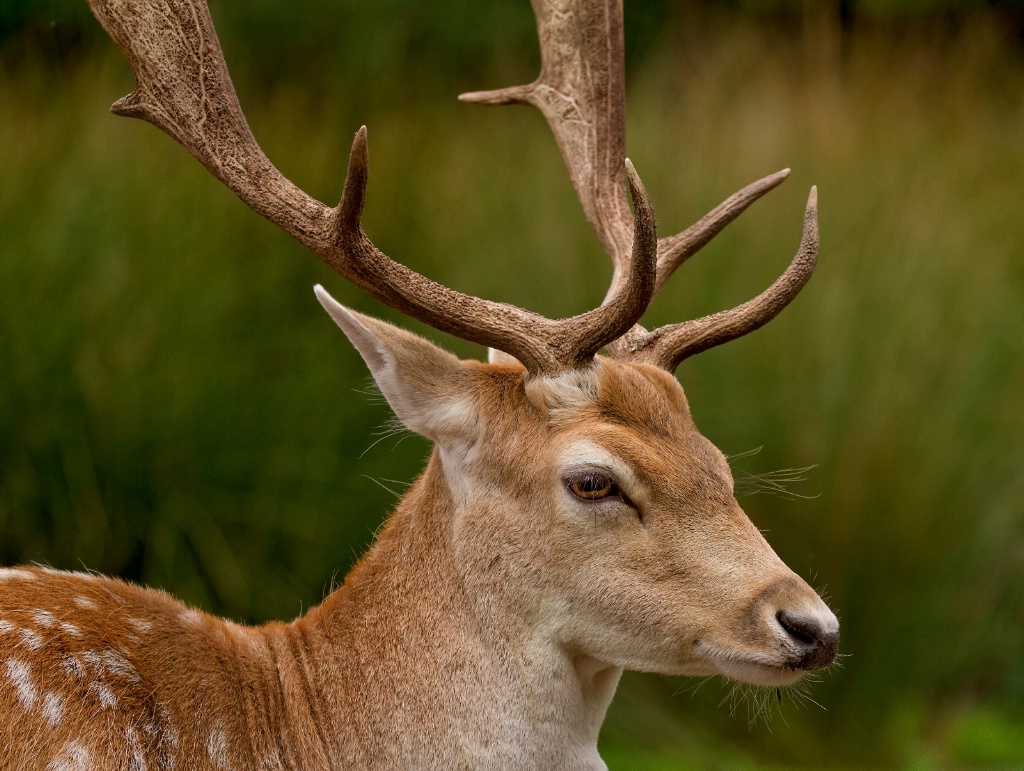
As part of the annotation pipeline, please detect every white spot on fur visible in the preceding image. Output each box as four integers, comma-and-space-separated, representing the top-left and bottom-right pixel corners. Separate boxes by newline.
0, 619, 14, 634
207, 723, 230, 767
100, 649, 139, 682
261, 747, 283, 768
81, 650, 105, 671
0, 568, 35, 582
46, 741, 89, 771
155, 702, 180, 748
89, 681, 118, 710
40, 566, 96, 580
125, 725, 146, 771
5, 658, 37, 709
19, 627, 44, 650
59, 622, 82, 638
179, 608, 203, 626
42, 691, 65, 726
32, 610, 57, 628
73, 596, 96, 610
125, 616, 153, 634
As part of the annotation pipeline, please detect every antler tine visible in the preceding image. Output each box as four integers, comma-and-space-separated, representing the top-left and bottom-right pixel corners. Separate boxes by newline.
338, 130, 658, 372
560, 159, 657, 366
653, 168, 791, 295
87, 0, 656, 377
617, 187, 819, 372
460, 0, 634, 281
461, 0, 795, 316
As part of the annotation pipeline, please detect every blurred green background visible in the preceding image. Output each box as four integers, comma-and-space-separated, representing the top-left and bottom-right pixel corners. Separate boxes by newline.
2, 0, 1023, 767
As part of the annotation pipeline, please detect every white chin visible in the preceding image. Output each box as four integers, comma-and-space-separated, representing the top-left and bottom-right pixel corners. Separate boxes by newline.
714, 658, 805, 687
693, 644, 807, 687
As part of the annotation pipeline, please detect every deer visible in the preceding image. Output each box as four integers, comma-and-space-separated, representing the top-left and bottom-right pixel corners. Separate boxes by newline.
0, 0, 838, 768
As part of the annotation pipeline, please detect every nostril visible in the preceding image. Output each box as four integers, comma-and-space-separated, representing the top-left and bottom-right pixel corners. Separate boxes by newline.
776, 609, 819, 646
776, 609, 839, 669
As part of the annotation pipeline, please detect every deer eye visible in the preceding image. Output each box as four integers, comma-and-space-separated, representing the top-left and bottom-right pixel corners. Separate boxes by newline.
565, 473, 620, 501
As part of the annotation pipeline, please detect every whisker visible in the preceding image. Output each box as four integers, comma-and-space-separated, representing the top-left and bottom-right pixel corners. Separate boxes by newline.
359, 432, 400, 458
362, 475, 403, 498
377, 477, 412, 489
389, 432, 415, 453
726, 446, 763, 462
360, 420, 413, 457
734, 464, 820, 500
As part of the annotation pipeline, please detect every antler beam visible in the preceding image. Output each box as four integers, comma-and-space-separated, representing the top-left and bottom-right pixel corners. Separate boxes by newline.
463, 0, 817, 370
462, 0, 796, 299
461, 0, 633, 268
86, 0, 657, 376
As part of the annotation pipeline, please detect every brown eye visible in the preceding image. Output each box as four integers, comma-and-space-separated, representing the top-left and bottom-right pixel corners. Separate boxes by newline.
566, 474, 619, 501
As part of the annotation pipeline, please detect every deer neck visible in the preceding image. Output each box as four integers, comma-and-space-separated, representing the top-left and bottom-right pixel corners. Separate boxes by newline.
270, 448, 620, 767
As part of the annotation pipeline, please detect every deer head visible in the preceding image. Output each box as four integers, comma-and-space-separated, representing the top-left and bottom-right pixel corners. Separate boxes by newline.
317, 306, 837, 688
0, 0, 836, 767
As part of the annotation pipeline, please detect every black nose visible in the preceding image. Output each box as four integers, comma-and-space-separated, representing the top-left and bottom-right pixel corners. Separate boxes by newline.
776, 609, 839, 669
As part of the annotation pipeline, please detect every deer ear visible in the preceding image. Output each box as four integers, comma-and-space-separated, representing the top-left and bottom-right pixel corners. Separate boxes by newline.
314, 285, 479, 446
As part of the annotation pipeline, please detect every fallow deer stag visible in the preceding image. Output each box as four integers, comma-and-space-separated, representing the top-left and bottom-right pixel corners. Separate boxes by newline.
0, 0, 837, 767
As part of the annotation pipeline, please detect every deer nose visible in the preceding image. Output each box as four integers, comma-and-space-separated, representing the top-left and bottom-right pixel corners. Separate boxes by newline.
776, 609, 839, 669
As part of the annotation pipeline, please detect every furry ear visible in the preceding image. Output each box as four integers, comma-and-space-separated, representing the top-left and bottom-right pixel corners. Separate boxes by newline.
314, 285, 479, 447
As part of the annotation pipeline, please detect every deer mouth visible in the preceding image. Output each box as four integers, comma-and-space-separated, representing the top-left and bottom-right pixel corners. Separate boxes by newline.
694, 642, 808, 687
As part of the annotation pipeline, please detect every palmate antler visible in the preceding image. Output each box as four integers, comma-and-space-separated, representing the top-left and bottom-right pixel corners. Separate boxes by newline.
85, 0, 656, 377
463, 0, 819, 371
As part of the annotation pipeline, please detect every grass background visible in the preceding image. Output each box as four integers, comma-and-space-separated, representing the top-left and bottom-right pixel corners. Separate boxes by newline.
2, 2, 1023, 767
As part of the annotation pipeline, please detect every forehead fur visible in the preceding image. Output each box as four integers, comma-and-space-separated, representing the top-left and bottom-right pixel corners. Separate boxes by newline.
524, 357, 692, 436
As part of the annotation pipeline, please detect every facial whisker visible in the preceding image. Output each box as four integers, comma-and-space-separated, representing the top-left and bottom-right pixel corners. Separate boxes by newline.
725, 446, 763, 463
733, 465, 820, 500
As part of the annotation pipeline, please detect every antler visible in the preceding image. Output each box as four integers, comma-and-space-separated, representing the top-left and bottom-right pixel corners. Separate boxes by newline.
462, 0, 818, 371
85, 0, 657, 376
612, 187, 819, 371
460, 0, 633, 275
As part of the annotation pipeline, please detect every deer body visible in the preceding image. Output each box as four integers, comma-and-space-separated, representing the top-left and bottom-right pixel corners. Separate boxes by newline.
0, 480, 611, 770
3, 0, 839, 766
1, 339, 835, 770
1, 481, 610, 768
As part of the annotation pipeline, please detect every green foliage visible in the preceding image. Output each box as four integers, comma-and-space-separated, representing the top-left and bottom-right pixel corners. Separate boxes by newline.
949, 708, 1024, 765
2, 6, 1024, 768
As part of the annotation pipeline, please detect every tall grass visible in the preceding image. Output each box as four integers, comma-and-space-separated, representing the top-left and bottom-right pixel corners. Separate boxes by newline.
2, 10, 1023, 767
